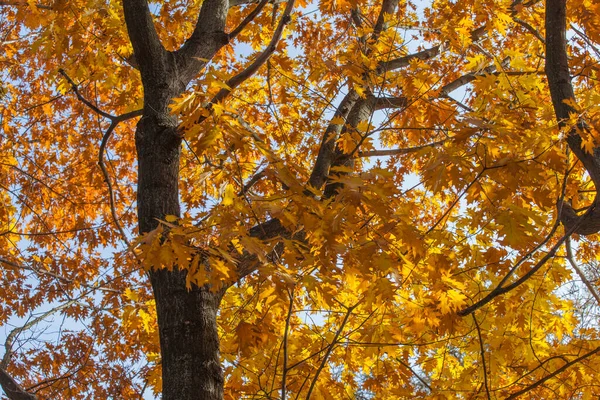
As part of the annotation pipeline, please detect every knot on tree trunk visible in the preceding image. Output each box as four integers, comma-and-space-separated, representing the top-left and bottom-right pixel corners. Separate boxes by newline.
560, 198, 600, 236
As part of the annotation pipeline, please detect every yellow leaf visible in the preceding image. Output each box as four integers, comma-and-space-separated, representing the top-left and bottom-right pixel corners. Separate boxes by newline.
222, 184, 235, 206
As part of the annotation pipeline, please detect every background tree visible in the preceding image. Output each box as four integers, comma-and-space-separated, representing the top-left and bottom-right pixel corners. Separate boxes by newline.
2, 0, 600, 399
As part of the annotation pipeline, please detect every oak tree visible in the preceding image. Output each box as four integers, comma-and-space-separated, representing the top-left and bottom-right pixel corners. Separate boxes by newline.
2, 0, 600, 398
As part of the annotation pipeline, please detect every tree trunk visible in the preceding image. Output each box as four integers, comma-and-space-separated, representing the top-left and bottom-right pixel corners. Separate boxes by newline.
136, 110, 224, 400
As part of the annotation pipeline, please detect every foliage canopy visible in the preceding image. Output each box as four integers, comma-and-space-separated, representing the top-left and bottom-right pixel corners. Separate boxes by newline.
2, 0, 600, 398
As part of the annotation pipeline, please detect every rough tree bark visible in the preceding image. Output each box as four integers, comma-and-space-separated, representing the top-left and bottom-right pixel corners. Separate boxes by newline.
122, 0, 229, 399
120, 0, 396, 398
546, 0, 600, 235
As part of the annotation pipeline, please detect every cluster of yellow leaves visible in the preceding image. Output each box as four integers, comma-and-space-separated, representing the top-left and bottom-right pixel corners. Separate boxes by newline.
4, 0, 600, 398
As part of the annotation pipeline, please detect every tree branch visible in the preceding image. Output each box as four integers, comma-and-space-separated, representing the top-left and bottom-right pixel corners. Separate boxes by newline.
175, 0, 230, 82
307, 90, 360, 190
545, 0, 600, 235
1, 300, 78, 369
122, 0, 168, 74
0, 257, 120, 294
281, 288, 295, 400
59, 69, 142, 247
357, 139, 446, 157
305, 303, 357, 400
98, 121, 132, 248
565, 237, 600, 307
373, 95, 408, 110
58, 70, 114, 120
229, 0, 270, 40
458, 218, 582, 316
377, 26, 487, 74
439, 57, 510, 97
0, 367, 36, 400
373, 0, 399, 38
182, 0, 296, 131
473, 315, 491, 400
506, 345, 600, 399
209, 0, 296, 105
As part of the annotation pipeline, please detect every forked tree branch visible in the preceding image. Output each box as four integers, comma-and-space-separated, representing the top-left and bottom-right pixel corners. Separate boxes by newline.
122, 0, 167, 74
59, 69, 141, 247
182, 0, 296, 133
209, 0, 296, 105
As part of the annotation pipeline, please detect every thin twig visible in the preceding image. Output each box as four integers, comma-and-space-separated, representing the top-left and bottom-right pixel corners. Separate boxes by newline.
281, 288, 295, 400
305, 302, 357, 400
565, 238, 600, 307
473, 315, 492, 400
395, 357, 432, 391
98, 121, 131, 247
1, 300, 78, 369
0, 257, 120, 294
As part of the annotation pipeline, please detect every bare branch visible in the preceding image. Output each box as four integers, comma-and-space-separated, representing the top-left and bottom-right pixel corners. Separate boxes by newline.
357, 139, 446, 157
395, 357, 431, 392
1, 300, 78, 369
59, 69, 142, 247
513, 17, 545, 43
98, 121, 132, 248
58, 70, 114, 120
238, 168, 268, 196
473, 315, 491, 400
439, 57, 510, 97
229, 0, 285, 7
571, 24, 600, 60
373, 95, 408, 110
565, 238, 600, 307
281, 288, 295, 400
0, 257, 120, 294
305, 303, 357, 400
377, 26, 486, 74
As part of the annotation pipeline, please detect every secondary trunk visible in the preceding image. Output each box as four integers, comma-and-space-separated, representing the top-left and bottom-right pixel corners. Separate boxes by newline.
136, 111, 225, 400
